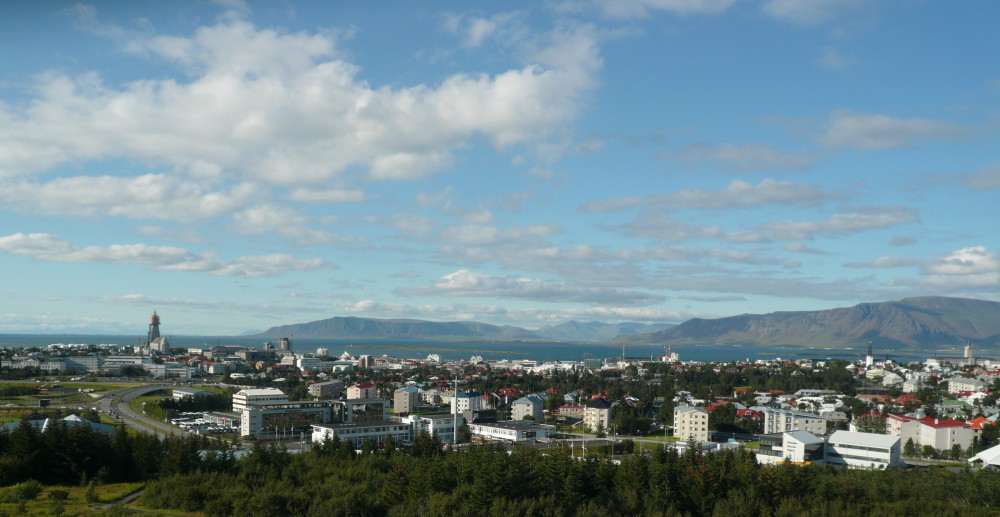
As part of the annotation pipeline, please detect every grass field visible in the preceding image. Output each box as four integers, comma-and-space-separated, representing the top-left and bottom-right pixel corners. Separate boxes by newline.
127, 393, 169, 414
0, 482, 145, 517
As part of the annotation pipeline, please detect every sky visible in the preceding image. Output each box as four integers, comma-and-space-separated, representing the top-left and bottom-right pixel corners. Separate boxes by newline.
1, 0, 998, 336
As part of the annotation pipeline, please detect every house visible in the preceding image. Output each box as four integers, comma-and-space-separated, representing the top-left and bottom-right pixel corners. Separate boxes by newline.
347, 382, 378, 400
887, 414, 977, 453
511, 395, 544, 421
825, 430, 903, 469
583, 397, 612, 433
674, 405, 709, 442
559, 405, 585, 419
918, 417, 976, 451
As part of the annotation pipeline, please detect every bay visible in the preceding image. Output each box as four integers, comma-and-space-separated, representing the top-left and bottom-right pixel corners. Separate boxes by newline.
0, 333, 955, 364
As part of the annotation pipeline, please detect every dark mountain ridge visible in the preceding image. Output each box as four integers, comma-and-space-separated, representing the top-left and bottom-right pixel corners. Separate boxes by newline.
253, 317, 671, 342
622, 296, 1000, 348
255, 316, 540, 341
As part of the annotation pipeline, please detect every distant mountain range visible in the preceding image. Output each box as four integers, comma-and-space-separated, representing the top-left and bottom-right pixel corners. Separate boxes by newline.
622, 296, 1000, 349
252, 317, 671, 343
251, 297, 1000, 350
535, 321, 674, 342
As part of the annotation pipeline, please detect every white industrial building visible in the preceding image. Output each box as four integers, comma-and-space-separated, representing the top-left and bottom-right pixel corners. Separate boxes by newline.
824, 430, 903, 469
401, 413, 462, 444
232, 388, 289, 412
312, 421, 411, 448
756, 431, 826, 465
240, 401, 333, 437
468, 421, 556, 443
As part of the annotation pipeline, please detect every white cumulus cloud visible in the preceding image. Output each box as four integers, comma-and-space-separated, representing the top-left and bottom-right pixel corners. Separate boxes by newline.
0, 232, 332, 277
818, 109, 963, 150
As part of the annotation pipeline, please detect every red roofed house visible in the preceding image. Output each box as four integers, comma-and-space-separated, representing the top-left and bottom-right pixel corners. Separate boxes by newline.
559, 405, 585, 419
969, 416, 993, 430
887, 414, 978, 452
347, 382, 377, 400
737, 408, 762, 419
702, 401, 728, 412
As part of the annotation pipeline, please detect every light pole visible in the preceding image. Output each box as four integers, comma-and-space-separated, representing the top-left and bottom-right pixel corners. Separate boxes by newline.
453, 377, 458, 447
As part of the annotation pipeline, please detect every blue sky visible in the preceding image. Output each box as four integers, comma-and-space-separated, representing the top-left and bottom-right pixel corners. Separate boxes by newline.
1, 0, 998, 335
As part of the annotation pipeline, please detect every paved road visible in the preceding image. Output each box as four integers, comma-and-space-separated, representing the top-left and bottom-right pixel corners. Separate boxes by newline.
96, 384, 196, 440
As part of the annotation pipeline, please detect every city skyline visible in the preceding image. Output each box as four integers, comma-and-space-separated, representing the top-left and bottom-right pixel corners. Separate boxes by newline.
1, 1, 998, 335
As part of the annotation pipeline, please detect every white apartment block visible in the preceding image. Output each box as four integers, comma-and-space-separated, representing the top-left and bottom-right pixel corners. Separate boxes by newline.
393, 387, 421, 414
451, 391, 482, 414
762, 408, 826, 435
947, 376, 988, 394
347, 383, 378, 400
887, 415, 977, 452
308, 380, 344, 399
511, 395, 544, 421
584, 398, 612, 433
674, 405, 709, 442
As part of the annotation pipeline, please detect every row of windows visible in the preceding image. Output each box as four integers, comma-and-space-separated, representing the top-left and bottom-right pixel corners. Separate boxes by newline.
827, 443, 891, 453
826, 451, 889, 464
333, 426, 407, 435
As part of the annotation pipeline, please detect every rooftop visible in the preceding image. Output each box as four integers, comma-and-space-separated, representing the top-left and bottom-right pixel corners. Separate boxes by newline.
828, 430, 900, 448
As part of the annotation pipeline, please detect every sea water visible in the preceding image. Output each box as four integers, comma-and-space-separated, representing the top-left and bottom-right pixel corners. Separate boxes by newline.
0, 334, 947, 363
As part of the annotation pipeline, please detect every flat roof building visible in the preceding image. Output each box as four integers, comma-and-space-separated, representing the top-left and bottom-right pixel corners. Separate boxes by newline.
825, 430, 902, 469
468, 421, 556, 443
312, 421, 411, 449
232, 388, 289, 412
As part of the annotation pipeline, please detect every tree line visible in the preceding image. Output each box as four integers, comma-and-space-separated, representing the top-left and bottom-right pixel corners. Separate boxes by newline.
139, 436, 1000, 516
3, 417, 1000, 516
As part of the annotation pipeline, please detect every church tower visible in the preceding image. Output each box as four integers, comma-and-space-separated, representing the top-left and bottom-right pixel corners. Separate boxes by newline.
147, 311, 161, 347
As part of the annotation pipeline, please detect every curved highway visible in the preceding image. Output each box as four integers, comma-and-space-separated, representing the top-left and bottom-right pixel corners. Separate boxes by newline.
97, 384, 197, 440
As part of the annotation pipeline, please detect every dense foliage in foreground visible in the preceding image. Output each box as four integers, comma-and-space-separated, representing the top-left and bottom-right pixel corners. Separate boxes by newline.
4, 418, 1000, 516
139, 437, 1000, 517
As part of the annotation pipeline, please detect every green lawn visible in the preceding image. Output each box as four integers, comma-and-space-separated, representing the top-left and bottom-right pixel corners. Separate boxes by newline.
128, 393, 169, 414
0, 482, 145, 517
